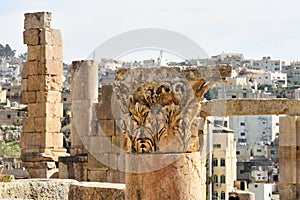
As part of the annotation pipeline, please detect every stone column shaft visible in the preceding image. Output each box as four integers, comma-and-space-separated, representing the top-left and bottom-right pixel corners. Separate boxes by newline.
70, 60, 98, 155
279, 116, 300, 199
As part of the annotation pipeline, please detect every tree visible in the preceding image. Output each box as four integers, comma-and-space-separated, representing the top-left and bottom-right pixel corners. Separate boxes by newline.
0, 43, 15, 59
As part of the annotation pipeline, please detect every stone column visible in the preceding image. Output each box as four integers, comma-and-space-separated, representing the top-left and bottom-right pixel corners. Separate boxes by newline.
279, 116, 300, 199
125, 153, 206, 200
21, 12, 67, 178
59, 60, 98, 181
70, 60, 98, 154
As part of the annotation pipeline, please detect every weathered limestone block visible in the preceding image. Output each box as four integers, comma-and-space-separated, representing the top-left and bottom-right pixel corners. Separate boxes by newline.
35, 117, 62, 133
27, 45, 62, 61
21, 61, 38, 78
27, 102, 63, 118
23, 28, 62, 46
36, 90, 61, 103
126, 153, 205, 200
0, 179, 78, 199
37, 59, 63, 75
24, 12, 52, 29
21, 132, 64, 149
21, 91, 37, 104
107, 169, 125, 183
68, 182, 125, 200
21, 117, 35, 133
39, 28, 62, 46
58, 155, 88, 181
23, 60, 63, 78
88, 153, 109, 170
23, 29, 40, 45
20, 132, 41, 148
27, 75, 63, 91
98, 119, 115, 136
88, 170, 107, 182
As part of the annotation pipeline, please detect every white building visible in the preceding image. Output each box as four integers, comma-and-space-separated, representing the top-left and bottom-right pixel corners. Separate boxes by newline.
248, 183, 274, 200
249, 56, 284, 72
229, 115, 279, 147
282, 61, 300, 78
216, 76, 276, 99
212, 52, 244, 68
254, 71, 287, 88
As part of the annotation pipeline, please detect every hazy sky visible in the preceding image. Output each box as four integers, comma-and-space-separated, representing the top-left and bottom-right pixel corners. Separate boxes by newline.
1, 0, 300, 63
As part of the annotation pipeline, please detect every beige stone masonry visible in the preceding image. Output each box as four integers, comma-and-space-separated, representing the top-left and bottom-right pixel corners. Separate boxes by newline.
23, 28, 62, 46
21, 132, 64, 149
27, 102, 63, 118
34, 117, 62, 133
22, 60, 63, 78
24, 12, 52, 29
39, 28, 62, 46
23, 29, 40, 45
36, 90, 61, 103
27, 45, 62, 61
27, 75, 63, 91
21, 91, 36, 104
21, 61, 38, 78
37, 59, 63, 75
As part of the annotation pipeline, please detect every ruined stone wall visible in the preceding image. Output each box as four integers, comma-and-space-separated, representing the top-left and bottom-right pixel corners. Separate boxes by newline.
21, 12, 67, 178
89, 84, 124, 183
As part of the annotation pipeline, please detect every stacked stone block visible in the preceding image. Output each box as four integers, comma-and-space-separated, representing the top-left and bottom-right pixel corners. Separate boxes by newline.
88, 85, 125, 183
21, 12, 66, 178
279, 116, 300, 199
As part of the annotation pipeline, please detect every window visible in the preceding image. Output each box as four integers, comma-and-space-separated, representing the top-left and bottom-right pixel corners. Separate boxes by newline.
221, 191, 226, 200
257, 149, 262, 152
236, 151, 240, 155
213, 192, 218, 200
263, 131, 265, 134
240, 132, 245, 136
220, 158, 225, 167
271, 150, 278, 155
238, 138, 247, 143
213, 144, 221, 149
232, 95, 237, 98
262, 121, 266, 124
240, 122, 245, 126
240, 170, 244, 174
213, 175, 218, 183
7, 115, 11, 119
213, 158, 218, 167
221, 175, 226, 183
276, 123, 279, 126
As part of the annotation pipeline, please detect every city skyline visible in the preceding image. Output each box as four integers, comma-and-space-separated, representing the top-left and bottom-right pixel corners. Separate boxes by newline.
1, 0, 300, 63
